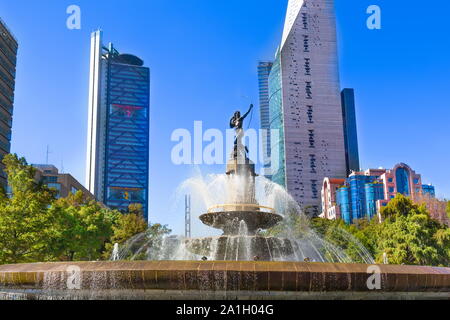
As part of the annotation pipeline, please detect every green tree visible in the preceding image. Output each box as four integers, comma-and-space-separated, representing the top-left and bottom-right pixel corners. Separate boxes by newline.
310, 217, 379, 263
376, 194, 449, 266
0, 154, 57, 264
102, 204, 148, 259
271, 194, 450, 266
0, 154, 172, 264
111, 205, 147, 243
48, 191, 116, 261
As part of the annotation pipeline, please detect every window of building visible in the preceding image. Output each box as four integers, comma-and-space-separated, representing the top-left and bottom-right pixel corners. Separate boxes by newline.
395, 167, 410, 196
48, 183, 61, 198
71, 186, 78, 194
389, 187, 394, 193
43, 176, 58, 183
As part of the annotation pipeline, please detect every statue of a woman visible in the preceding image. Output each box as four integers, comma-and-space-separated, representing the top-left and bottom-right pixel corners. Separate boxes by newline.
229, 104, 253, 159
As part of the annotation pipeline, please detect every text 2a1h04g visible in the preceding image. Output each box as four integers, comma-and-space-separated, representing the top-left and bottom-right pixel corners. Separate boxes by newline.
220, 305, 274, 315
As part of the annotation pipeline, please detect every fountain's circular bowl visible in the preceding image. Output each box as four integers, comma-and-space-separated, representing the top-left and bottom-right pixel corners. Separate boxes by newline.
200, 205, 283, 234
185, 235, 295, 261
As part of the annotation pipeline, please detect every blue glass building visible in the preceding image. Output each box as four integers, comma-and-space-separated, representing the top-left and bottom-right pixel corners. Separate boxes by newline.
267, 52, 285, 187
365, 182, 384, 220
257, 61, 273, 178
337, 174, 384, 224
336, 186, 351, 224
86, 31, 150, 221
422, 184, 436, 197
341, 89, 360, 174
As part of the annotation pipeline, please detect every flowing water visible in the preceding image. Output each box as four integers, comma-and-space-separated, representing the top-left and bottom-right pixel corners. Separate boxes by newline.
114, 173, 374, 264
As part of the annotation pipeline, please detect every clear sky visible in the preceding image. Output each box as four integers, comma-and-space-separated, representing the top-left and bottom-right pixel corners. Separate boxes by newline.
1, 0, 449, 235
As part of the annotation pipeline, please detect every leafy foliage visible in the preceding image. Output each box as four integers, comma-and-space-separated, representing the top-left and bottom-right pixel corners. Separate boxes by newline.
376, 195, 450, 266
102, 204, 148, 259
269, 194, 450, 266
0, 154, 168, 265
48, 191, 117, 261
0, 154, 57, 264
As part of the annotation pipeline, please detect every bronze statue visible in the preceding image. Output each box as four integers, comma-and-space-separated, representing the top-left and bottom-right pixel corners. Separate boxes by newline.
229, 104, 253, 159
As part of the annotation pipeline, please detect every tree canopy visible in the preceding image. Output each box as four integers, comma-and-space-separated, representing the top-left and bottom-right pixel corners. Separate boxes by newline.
267, 194, 450, 266
309, 194, 450, 266
0, 154, 165, 265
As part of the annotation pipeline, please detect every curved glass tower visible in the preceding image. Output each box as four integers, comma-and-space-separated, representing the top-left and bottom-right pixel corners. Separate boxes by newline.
268, 0, 347, 215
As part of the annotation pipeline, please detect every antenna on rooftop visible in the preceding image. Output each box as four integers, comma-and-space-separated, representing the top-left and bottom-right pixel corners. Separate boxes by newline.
46, 145, 52, 165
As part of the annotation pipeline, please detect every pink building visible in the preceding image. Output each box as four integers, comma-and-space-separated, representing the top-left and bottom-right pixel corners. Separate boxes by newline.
320, 178, 345, 220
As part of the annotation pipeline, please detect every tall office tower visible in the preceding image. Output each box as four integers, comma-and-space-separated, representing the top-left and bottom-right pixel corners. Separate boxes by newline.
341, 88, 360, 175
0, 18, 18, 187
268, 0, 346, 216
257, 61, 273, 177
86, 31, 150, 221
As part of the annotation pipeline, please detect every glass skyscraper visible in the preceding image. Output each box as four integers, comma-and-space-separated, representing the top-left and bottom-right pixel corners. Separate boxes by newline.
86, 31, 150, 221
267, 0, 347, 216
0, 18, 17, 187
268, 52, 285, 187
341, 88, 360, 174
257, 61, 273, 177
336, 175, 384, 224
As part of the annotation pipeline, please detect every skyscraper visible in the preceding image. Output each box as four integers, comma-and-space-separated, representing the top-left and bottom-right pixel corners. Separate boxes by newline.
257, 61, 273, 177
268, 0, 347, 215
341, 88, 360, 174
0, 18, 18, 187
86, 31, 150, 221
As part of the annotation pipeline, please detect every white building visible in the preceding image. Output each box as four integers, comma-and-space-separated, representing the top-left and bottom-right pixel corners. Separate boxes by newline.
268, 0, 347, 215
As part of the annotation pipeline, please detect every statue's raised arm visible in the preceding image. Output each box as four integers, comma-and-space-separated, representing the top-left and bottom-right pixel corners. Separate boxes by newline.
230, 104, 253, 131
241, 104, 254, 121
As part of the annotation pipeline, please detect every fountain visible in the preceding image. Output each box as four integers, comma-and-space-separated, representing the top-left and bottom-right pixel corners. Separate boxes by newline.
185, 142, 294, 261
0, 105, 449, 299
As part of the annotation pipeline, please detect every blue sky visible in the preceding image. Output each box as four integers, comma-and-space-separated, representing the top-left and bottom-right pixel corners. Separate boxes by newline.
1, 0, 449, 235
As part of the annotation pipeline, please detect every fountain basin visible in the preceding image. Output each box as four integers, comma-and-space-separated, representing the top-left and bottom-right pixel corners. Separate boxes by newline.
0, 261, 449, 300
200, 210, 283, 234
185, 236, 295, 261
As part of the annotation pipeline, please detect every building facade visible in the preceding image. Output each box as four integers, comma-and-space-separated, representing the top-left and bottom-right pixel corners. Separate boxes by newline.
257, 61, 273, 177
341, 88, 360, 174
321, 163, 448, 225
320, 177, 345, 221
267, 0, 347, 216
0, 18, 18, 187
85, 31, 150, 220
34, 164, 94, 200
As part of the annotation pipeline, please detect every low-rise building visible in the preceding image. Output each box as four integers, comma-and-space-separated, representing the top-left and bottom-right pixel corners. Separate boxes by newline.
33, 164, 94, 200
